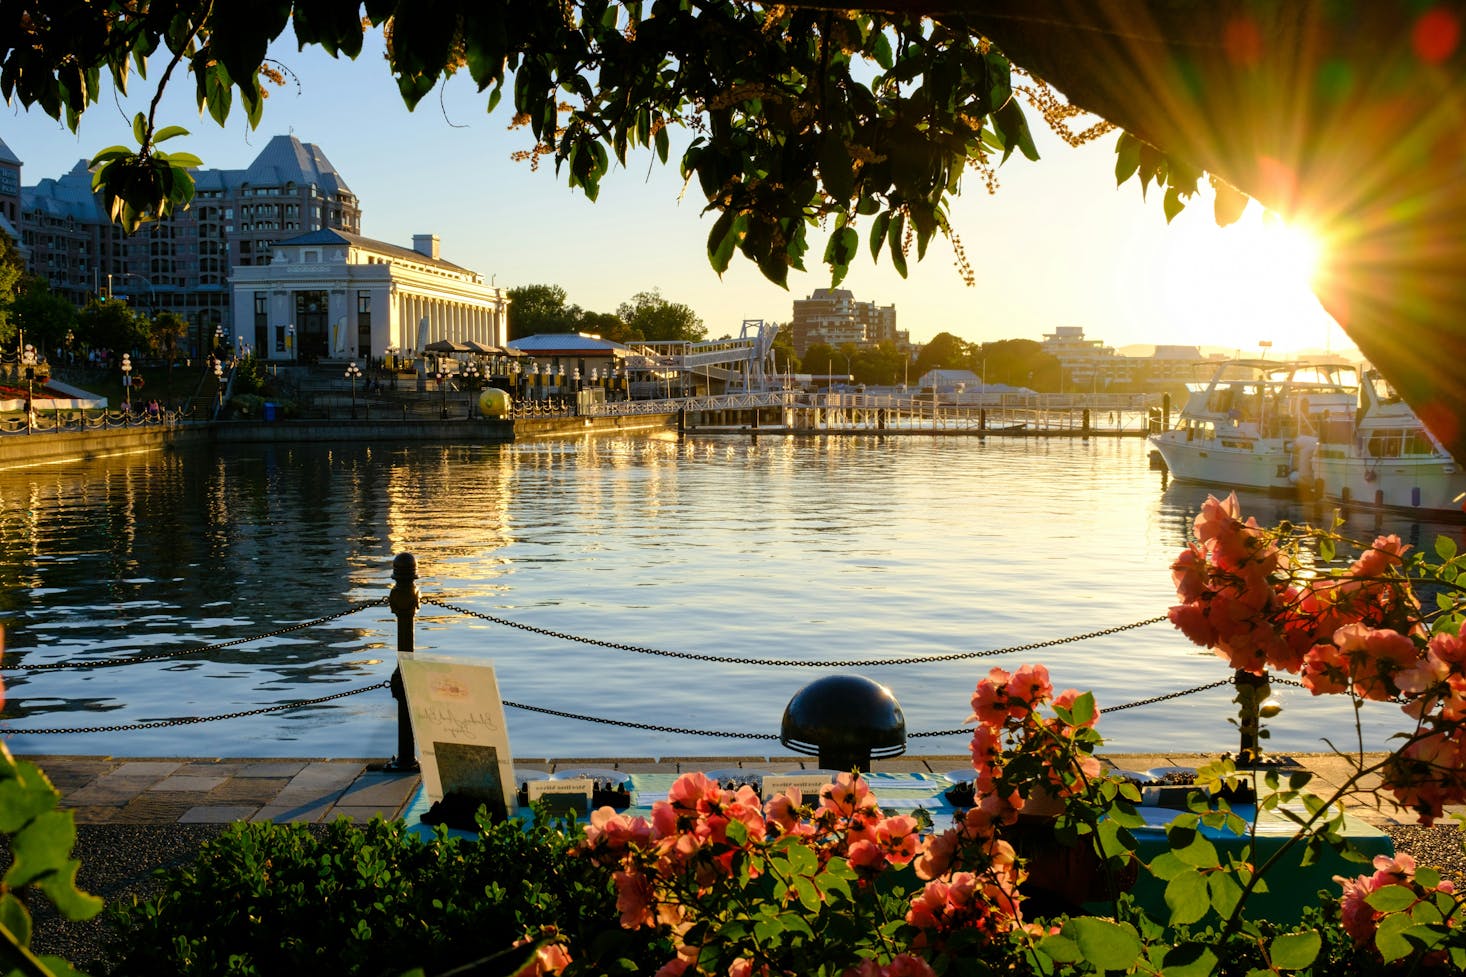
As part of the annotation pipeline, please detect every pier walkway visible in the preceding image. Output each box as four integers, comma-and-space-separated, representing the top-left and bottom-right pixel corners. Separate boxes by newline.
20, 751, 1425, 827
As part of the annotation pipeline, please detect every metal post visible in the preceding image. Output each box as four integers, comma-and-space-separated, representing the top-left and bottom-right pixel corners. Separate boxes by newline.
383, 552, 421, 772
1233, 668, 1271, 766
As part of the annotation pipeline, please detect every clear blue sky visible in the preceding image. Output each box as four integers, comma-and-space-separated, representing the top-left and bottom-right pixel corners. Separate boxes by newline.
3, 29, 1353, 354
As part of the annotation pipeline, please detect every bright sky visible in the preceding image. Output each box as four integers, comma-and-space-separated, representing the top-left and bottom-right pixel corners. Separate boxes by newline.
3, 29, 1355, 354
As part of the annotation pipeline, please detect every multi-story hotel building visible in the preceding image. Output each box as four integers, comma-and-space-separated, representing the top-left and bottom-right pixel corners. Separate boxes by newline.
15, 134, 361, 356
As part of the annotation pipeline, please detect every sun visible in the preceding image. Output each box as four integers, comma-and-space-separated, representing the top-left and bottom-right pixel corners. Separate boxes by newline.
1161, 202, 1346, 354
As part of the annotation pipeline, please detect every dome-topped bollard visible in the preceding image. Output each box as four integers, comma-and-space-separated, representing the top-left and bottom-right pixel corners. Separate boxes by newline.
780, 675, 906, 773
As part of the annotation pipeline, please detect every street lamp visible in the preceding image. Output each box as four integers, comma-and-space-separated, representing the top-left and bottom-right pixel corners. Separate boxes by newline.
121, 352, 132, 411
288, 324, 296, 363
21, 344, 36, 429
435, 369, 449, 418
345, 361, 362, 417
212, 356, 224, 410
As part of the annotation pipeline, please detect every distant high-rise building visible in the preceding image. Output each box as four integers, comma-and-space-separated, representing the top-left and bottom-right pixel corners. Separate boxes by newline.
17, 134, 360, 356
790, 287, 901, 356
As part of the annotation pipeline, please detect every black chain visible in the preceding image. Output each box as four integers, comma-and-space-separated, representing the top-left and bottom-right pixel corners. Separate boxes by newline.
1, 597, 390, 672
503, 700, 780, 740
425, 599, 1168, 667
3, 681, 392, 734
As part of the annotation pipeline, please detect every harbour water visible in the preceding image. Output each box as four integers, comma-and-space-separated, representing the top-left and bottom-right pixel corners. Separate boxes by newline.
1, 434, 1459, 761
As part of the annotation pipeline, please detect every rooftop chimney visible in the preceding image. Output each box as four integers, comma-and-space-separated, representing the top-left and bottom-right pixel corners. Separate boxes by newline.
412, 234, 440, 260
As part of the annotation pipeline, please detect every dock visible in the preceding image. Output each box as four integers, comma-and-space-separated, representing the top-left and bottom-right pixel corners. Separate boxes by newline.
23, 751, 1425, 827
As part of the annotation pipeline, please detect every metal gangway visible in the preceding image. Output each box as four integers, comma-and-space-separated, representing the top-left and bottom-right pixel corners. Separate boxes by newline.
624, 319, 780, 392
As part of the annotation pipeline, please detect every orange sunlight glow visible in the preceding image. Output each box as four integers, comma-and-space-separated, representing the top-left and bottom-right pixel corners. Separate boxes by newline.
1159, 202, 1345, 355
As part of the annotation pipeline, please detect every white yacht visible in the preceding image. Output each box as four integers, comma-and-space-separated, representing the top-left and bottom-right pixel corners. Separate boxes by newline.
1149, 359, 1466, 517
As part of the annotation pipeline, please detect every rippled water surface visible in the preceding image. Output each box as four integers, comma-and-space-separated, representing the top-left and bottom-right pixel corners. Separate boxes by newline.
2, 434, 1458, 760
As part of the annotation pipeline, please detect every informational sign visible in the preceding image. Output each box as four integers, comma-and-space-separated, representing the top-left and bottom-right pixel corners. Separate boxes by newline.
398, 653, 517, 819
761, 773, 836, 802
527, 777, 594, 815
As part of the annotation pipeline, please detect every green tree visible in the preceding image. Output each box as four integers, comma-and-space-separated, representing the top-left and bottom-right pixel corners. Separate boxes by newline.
9, 276, 78, 357
78, 298, 149, 356
976, 339, 1061, 392
616, 290, 705, 343
770, 322, 799, 375
802, 342, 838, 379
0, 230, 24, 346
574, 309, 633, 344
506, 284, 577, 341
852, 341, 909, 386
151, 310, 189, 384
912, 331, 974, 380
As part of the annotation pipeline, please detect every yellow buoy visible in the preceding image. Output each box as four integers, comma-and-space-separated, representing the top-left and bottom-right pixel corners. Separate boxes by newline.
478, 387, 512, 417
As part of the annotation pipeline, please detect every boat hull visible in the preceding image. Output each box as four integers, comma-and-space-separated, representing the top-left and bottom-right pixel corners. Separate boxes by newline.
1150, 433, 1466, 517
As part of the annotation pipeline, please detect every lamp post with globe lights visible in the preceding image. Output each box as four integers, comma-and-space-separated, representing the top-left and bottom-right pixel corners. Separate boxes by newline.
435, 369, 450, 418
345, 361, 362, 418
121, 353, 132, 413
212, 356, 224, 413
463, 361, 481, 417
21, 344, 37, 430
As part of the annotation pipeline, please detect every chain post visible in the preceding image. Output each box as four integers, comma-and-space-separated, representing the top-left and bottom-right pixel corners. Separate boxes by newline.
382, 553, 421, 773
1233, 668, 1270, 766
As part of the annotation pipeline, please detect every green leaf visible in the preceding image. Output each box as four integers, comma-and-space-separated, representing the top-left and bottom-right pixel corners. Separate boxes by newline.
1160, 942, 1219, 977
1036, 933, 1082, 963
707, 208, 741, 275
132, 111, 146, 144
0, 892, 32, 947
1164, 869, 1210, 925
1207, 870, 1244, 920
1374, 910, 1417, 962
153, 125, 189, 143
1064, 917, 1142, 971
1163, 185, 1185, 222
38, 859, 103, 921
824, 226, 859, 287
1269, 931, 1321, 970
1114, 131, 1140, 186
1365, 883, 1419, 912
5, 810, 79, 888
1437, 535, 1459, 560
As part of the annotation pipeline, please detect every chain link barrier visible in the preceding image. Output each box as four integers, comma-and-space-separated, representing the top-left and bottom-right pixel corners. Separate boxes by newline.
3, 681, 391, 735
424, 599, 1168, 668
0, 597, 390, 672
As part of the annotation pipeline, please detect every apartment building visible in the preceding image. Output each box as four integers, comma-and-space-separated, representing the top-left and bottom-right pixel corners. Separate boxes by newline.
790, 287, 903, 355
16, 134, 360, 357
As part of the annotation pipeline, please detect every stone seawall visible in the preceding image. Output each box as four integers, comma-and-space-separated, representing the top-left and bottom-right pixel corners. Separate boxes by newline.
0, 413, 677, 468
0, 425, 210, 470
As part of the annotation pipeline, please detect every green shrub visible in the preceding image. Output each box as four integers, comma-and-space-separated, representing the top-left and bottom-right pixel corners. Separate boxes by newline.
105, 809, 666, 977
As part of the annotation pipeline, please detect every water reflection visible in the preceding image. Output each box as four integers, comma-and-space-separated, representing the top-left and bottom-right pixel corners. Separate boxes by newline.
0, 436, 1458, 759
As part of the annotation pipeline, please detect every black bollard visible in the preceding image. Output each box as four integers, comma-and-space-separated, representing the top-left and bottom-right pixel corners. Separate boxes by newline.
382, 553, 421, 773
780, 675, 906, 772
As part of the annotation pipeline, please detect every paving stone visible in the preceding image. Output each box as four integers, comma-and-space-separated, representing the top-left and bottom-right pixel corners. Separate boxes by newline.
173, 761, 228, 776
61, 806, 118, 824
106, 761, 183, 780
336, 773, 421, 809
179, 805, 259, 824
113, 792, 211, 823
63, 779, 162, 807
31, 760, 118, 790
252, 800, 333, 823
326, 806, 397, 824
285, 761, 366, 790
236, 761, 309, 778
149, 775, 231, 793
205, 777, 291, 806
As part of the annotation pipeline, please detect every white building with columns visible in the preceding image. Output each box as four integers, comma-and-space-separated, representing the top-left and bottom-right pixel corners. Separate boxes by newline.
230, 229, 509, 361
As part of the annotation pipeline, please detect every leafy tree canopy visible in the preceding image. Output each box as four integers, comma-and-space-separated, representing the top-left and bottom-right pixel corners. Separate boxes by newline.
506, 283, 577, 341
976, 338, 1059, 390
911, 331, 973, 378
10, 276, 79, 353
78, 298, 149, 356
0, 231, 24, 344
616, 289, 705, 343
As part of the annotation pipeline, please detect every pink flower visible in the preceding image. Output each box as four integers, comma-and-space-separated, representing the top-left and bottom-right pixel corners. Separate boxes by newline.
875, 814, 921, 867
1351, 535, 1410, 579
585, 808, 653, 853
847, 839, 887, 872
654, 960, 689, 977
509, 932, 572, 976
728, 958, 755, 977
968, 667, 1012, 727
1053, 688, 1100, 727
1008, 663, 1053, 712
613, 869, 656, 928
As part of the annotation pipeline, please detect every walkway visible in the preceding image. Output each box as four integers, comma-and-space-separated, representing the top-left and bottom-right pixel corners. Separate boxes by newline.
21, 751, 1430, 827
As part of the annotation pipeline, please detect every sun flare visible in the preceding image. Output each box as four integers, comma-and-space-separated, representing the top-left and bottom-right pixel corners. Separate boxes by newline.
1161, 203, 1345, 355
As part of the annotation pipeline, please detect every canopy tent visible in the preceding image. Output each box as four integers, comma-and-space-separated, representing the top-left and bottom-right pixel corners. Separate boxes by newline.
462, 340, 505, 355
423, 340, 471, 354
